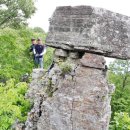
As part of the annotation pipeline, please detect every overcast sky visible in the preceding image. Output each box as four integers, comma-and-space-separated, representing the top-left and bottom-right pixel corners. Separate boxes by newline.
28, 0, 130, 32
28, 0, 130, 64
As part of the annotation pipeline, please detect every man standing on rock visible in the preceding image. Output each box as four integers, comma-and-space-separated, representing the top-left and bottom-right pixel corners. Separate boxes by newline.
34, 38, 46, 68
29, 38, 37, 66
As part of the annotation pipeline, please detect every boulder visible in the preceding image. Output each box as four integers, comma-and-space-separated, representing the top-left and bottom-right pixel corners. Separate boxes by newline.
80, 53, 106, 69
37, 62, 112, 130
24, 5, 123, 130
46, 6, 130, 59
25, 53, 114, 130
55, 49, 68, 57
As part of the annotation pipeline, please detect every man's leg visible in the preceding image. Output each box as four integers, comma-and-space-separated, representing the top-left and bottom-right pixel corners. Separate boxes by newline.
33, 55, 37, 67
39, 57, 43, 68
35, 57, 39, 68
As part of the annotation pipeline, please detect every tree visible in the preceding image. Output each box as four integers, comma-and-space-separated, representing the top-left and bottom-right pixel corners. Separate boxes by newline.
0, 27, 54, 129
109, 112, 130, 130
108, 59, 130, 127
33, 27, 45, 33
0, 27, 52, 82
109, 60, 130, 89
0, 0, 36, 28
0, 79, 31, 130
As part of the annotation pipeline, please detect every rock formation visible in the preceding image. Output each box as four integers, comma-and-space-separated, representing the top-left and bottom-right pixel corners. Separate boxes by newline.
46, 6, 130, 59
25, 51, 115, 130
24, 5, 130, 130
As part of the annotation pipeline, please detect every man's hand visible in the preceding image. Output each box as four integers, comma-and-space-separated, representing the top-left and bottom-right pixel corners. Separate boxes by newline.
35, 54, 39, 57
39, 53, 43, 56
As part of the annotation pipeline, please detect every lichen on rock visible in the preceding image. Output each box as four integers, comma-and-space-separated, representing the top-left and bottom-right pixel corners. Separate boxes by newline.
23, 5, 130, 130
24, 49, 115, 130
46, 5, 130, 59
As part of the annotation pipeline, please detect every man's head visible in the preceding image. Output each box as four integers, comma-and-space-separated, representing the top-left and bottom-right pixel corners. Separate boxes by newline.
31, 38, 36, 44
37, 38, 42, 44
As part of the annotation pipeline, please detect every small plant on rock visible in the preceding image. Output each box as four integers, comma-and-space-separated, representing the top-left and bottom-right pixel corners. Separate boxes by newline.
59, 62, 72, 77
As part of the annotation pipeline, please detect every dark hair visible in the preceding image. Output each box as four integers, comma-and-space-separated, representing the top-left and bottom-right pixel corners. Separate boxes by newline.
37, 38, 42, 41
31, 38, 36, 41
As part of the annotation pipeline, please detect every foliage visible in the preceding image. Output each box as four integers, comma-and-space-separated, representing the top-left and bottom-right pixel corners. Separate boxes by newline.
0, 0, 36, 28
33, 27, 45, 33
44, 47, 54, 70
0, 27, 52, 82
59, 62, 72, 76
0, 79, 31, 130
109, 60, 130, 89
0, 27, 54, 129
108, 59, 130, 129
109, 112, 130, 130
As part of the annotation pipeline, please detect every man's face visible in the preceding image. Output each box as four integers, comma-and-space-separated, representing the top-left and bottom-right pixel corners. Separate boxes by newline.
32, 40, 36, 44
37, 40, 42, 44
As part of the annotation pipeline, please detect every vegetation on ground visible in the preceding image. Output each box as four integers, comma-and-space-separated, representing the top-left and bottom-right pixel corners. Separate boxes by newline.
0, 1, 54, 129
0, 79, 30, 130
108, 60, 130, 130
0, 27, 54, 129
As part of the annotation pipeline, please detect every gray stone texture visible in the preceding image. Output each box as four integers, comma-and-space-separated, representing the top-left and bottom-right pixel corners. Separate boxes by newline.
32, 69, 45, 80
25, 52, 115, 130
69, 52, 79, 59
46, 6, 130, 59
23, 5, 124, 130
80, 53, 106, 69
55, 49, 68, 57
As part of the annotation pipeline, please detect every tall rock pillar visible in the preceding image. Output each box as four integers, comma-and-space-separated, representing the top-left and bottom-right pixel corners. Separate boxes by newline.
25, 50, 114, 130
25, 5, 130, 130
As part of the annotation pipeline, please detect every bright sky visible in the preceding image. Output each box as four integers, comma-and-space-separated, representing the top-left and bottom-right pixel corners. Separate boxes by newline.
28, 0, 130, 32
28, 0, 130, 64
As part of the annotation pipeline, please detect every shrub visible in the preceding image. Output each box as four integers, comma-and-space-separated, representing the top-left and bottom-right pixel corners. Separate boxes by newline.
0, 79, 31, 130
0, 27, 53, 82
0, 27, 54, 129
59, 62, 72, 76
109, 112, 130, 130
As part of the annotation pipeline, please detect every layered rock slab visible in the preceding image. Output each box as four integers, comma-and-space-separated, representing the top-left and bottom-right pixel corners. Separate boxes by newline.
46, 6, 130, 59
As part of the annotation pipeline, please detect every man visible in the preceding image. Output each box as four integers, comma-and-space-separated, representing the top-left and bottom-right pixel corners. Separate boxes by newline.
30, 38, 36, 51
34, 38, 46, 68
29, 38, 37, 66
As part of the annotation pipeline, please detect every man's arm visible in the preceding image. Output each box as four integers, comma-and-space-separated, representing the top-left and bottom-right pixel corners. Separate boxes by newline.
29, 45, 33, 52
39, 45, 47, 56
33, 47, 36, 55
